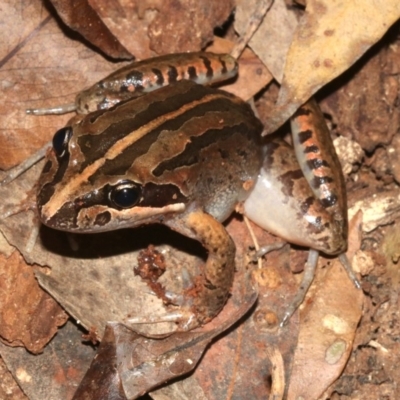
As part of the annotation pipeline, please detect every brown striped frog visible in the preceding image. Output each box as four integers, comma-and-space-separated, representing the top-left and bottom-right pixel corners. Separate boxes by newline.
19, 52, 359, 329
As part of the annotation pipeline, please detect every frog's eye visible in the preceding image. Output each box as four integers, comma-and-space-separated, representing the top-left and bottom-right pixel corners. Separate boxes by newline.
52, 127, 72, 158
109, 181, 141, 209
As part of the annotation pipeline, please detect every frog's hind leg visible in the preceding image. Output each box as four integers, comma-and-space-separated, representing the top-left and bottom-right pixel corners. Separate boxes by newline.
244, 98, 362, 326
280, 250, 360, 327
253, 237, 361, 327
339, 253, 361, 289
280, 249, 319, 326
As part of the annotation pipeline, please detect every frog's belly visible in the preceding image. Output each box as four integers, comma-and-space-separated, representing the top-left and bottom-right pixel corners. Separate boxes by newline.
244, 166, 317, 248
244, 161, 342, 254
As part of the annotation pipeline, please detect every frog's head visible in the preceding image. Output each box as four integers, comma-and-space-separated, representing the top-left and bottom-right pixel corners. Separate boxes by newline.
37, 120, 187, 233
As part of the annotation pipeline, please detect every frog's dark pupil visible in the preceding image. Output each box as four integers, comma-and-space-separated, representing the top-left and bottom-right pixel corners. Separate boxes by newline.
110, 181, 141, 209
52, 127, 72, 158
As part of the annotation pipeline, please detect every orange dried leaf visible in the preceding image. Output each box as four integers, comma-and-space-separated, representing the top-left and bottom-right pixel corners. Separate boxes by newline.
0, 252, 68, 354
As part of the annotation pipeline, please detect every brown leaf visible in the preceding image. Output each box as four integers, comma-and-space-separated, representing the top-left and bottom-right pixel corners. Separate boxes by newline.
147, 0, 234, 54
0, 251, 68, 354
265, 0, 400, 133
74, 288, 257, 399
0, 0, 127, 169
206, 37, 273, 100
153, 219, 300, 399
286, 212, 364, 399
49, 0, 133, 60
89, 0, 235, 57
323, 41, 400, 153
0, 320, 95, 400
235, 0, 298, 82
73, 325, 127, 399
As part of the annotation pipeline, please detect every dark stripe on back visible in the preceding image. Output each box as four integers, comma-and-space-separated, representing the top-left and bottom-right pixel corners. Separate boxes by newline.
297, 129, 313, 143
152, 122, 254, 177
78, 82, 229, 170
88, 96, 258, 180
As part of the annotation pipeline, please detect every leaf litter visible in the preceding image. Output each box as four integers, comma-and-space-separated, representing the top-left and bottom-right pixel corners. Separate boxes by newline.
1, 0, 400, 398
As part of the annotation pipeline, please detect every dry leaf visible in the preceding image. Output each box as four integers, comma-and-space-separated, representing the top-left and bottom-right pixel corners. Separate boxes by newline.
323, 42, 400, 153
286, 212, 364, 399
265, 0, 400, 133
74, 287, 256, 399
0, 0, 125, 169
0, 252, 68, 354
50, 0, 133, 59
89, 0, 235, 56
235, 0, 298, 82
0, 321, 95, 400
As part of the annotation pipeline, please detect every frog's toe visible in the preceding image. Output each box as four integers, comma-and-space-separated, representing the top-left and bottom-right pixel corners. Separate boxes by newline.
181, 267, 193, 289
163, 268, 195, 305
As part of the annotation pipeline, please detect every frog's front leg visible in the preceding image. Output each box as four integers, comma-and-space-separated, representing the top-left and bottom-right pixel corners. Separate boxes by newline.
164, 209, 235, 330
